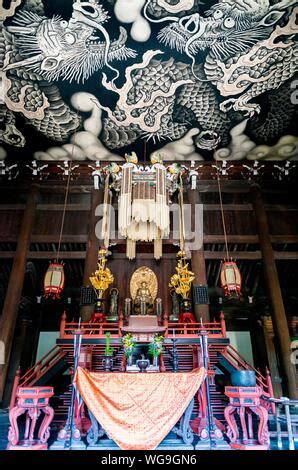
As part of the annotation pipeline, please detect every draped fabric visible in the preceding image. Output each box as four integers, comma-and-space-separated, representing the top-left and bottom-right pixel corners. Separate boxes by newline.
74, 367, 206, 450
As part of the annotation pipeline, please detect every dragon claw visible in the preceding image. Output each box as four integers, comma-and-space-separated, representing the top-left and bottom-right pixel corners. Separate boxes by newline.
220, 99, 236, 113
221, 98, 261, 117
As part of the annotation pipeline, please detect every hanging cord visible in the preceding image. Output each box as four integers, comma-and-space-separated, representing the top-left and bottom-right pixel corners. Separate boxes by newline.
102, 173, 112, 249
216, 162, 230, 260
57, 160, 72, 262
179, 174, 185, 252
56, 108, 80, 261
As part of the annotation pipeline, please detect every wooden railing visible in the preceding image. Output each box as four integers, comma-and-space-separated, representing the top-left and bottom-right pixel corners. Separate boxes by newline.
222, 344, 274, 397
61, 322, 121, 338
19, 346, 67, 388
60, 319, 226, 339
166, 322, 225, 338
263, 396, 298, 450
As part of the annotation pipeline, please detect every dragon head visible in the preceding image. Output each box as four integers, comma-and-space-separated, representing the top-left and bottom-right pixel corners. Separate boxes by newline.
157, 0, 292, 62
5, 0, 136, 82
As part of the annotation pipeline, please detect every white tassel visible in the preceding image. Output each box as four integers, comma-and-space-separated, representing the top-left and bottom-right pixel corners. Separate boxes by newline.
101, 174, 111, 248
127, 239, 136, 260
154, 237, 162, 260
118, 162, 170, 259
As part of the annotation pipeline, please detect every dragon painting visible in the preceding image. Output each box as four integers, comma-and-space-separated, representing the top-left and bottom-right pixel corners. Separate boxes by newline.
99, 0, 297, 153
1, 0, 135, 147
157, 0, 297, 114
1, 0, 297, 160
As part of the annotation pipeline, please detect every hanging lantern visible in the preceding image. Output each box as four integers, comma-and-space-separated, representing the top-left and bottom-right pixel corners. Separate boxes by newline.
44, 261, 65, 299
220, 260, 242, 297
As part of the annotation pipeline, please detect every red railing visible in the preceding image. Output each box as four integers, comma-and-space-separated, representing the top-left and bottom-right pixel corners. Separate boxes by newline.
60, 318, 226, 339
222, 345, 271, 393
19, 346, 67, 388
62, 322, 121, 338
166, 322, 224, 338
222, 345, 276, 412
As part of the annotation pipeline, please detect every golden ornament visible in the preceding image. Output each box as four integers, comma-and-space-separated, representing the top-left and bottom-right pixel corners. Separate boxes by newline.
89, 249, 114, 299
169, 251, 195, 299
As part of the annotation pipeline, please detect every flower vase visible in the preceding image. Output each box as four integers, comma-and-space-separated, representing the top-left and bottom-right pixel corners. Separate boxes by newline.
127, 354, 133, 367
153, 355, 159, 367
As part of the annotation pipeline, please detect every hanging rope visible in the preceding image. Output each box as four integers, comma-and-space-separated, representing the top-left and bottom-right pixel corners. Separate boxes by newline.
216, 163, 230, 260
102, 173, 112, 249
57, 160, 72, 262
56, 108, 80, 261
179, 174, 186, 252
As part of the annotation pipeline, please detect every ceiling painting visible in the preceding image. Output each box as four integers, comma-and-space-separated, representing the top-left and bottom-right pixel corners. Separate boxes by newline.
0, 0, 297, 162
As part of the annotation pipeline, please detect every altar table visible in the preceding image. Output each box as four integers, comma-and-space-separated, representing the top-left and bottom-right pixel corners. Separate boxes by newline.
74, 367, 206, 450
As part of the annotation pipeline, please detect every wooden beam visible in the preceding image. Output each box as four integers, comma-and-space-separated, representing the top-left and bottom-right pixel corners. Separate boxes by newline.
0, 203, 254, 211
205, 251, 262, 260
0, 235, 87, 243
1, 251, 298, 260
203, 204, 253, 211
36, 204, 90, 211
274, 252, 298, 260
205, 251, 298, 260
1, 234, 298, 245
0, 205, 25, 210
32, 252, 86, 259
0, 203, 296, 212
205, 235, 298, 244
32, 235, 87, 243
265, 205, 298, 212
271, 236, 298, 244
0, 252, 177, 259
203, 235, 259, 243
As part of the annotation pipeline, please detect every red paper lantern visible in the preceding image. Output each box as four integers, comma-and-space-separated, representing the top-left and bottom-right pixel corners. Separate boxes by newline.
44, 261, 65, 299
220, 260, 242, 297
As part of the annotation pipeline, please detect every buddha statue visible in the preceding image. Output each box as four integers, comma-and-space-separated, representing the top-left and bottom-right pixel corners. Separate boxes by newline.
134, 281, 154, 315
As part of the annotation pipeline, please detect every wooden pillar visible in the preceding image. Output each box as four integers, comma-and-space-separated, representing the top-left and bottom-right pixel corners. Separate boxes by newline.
60, 312, 67, 338
262, 316, 283, 398
3, 316, 32, 407
188, 189, 209, 323
251, 184, 297, 398
80, 188, 104, 321
0, 184, 38, 402
9, 367, 20, 410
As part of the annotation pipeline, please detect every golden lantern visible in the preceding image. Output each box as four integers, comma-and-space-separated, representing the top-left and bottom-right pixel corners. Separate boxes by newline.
220, 260, 242, 297
44, 261, 65, 299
